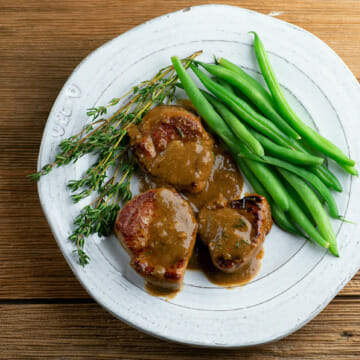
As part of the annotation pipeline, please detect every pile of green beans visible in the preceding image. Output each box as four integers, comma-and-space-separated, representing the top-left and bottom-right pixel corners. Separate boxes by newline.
171, 35, 356, 256
218, 55, 348, 189
190, 64, 293, 148
198, 61, 300, 140
201, 90, 264, 156
250, 31, 356, 171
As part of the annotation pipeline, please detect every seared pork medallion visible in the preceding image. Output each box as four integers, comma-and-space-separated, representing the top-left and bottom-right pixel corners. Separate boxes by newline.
128, 105, 214, 193
114, 188, 197, 291
198, 195, 272, 273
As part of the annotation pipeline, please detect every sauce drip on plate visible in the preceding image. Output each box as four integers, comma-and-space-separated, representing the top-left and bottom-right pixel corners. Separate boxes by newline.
145, 282, 181, 299
189, 241, 264, 287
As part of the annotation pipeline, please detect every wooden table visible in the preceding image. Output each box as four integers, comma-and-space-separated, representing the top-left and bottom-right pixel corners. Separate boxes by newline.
1, 0, 359, 358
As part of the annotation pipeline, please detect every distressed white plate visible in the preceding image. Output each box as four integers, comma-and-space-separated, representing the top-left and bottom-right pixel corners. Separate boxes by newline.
37, 5, 360, 347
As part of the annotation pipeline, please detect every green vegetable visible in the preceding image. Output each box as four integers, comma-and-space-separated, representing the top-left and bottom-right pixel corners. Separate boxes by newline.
271, 203, 304, 237
198, 60, 300, 139
285, 190, 330, 250
262, 156, 339, 218
288, 137, 342, 191
190, 64, 292, 148
313, 166, 342, 192
218, 57, 273, 103
340, 164, 358, 176
234, 138, 339, 218
251, 129, 323, 166
278, 169, 337, 255
236, 158, 304, 237
201, 91, 264, 156
250, 31, 355, 169
173, 57, 335, 253
214, 77, 236, 94
243, 159, 289, 211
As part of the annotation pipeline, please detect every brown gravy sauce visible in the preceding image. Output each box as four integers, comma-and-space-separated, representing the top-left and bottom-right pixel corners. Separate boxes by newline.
139, 144, 263, 290
189, 241, 264, 287
139, 144, 243, 214
145, 282, 181, 299
148, 140, 214, 192
148, 188, 195, 270
198, 206, 253, 263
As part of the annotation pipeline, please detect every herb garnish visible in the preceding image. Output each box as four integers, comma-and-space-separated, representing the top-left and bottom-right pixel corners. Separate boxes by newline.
29, 52, 201, 266
176, 127, 184, 138
235, 239, 251, 248
234, 218, 246, 228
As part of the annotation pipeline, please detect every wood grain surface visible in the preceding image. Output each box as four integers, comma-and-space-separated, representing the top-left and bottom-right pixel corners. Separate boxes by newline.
0, 0, 359, 358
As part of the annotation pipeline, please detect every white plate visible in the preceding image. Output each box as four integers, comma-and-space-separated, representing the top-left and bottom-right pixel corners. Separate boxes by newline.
37, 4, 360, 347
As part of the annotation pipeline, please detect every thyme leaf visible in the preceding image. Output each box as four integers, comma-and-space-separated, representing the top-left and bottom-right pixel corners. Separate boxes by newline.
234, 218, 246, 228
176, 127, 184, 138
29, 51, 202, 265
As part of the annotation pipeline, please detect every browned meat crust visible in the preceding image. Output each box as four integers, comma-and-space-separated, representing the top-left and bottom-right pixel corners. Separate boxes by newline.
128, 105, 214, 193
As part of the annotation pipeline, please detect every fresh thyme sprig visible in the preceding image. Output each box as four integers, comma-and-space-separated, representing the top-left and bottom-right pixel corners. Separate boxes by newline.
30, 51, 202, 265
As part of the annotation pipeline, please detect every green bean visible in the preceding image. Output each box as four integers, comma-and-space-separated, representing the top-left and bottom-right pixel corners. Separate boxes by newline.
236, 155, 329, 249
225, 139, 288, 210
237, 138, 339, 211
228, 132, 339, 209
190, 64, 293, 148
285, 190, 330, 250
313, 166, 342, 192
201, 91, 264, 156
251, 31, 355, 168
218, 57, 273, 103
288, 138, 343, 191
214, 78, 235, 94
278, 168, 338, 255
243, 159, 289, 211
237, 157, 304, 237
340, 164, 358, 176
263, 125, 342, 190
251, 130, 323, 166
262, 156, 339, 218
199, 61, 300, 139
238, 132, 336, 215
235, 157, 267, 196
282, 178, 314, 221
271, 204, 305, 237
